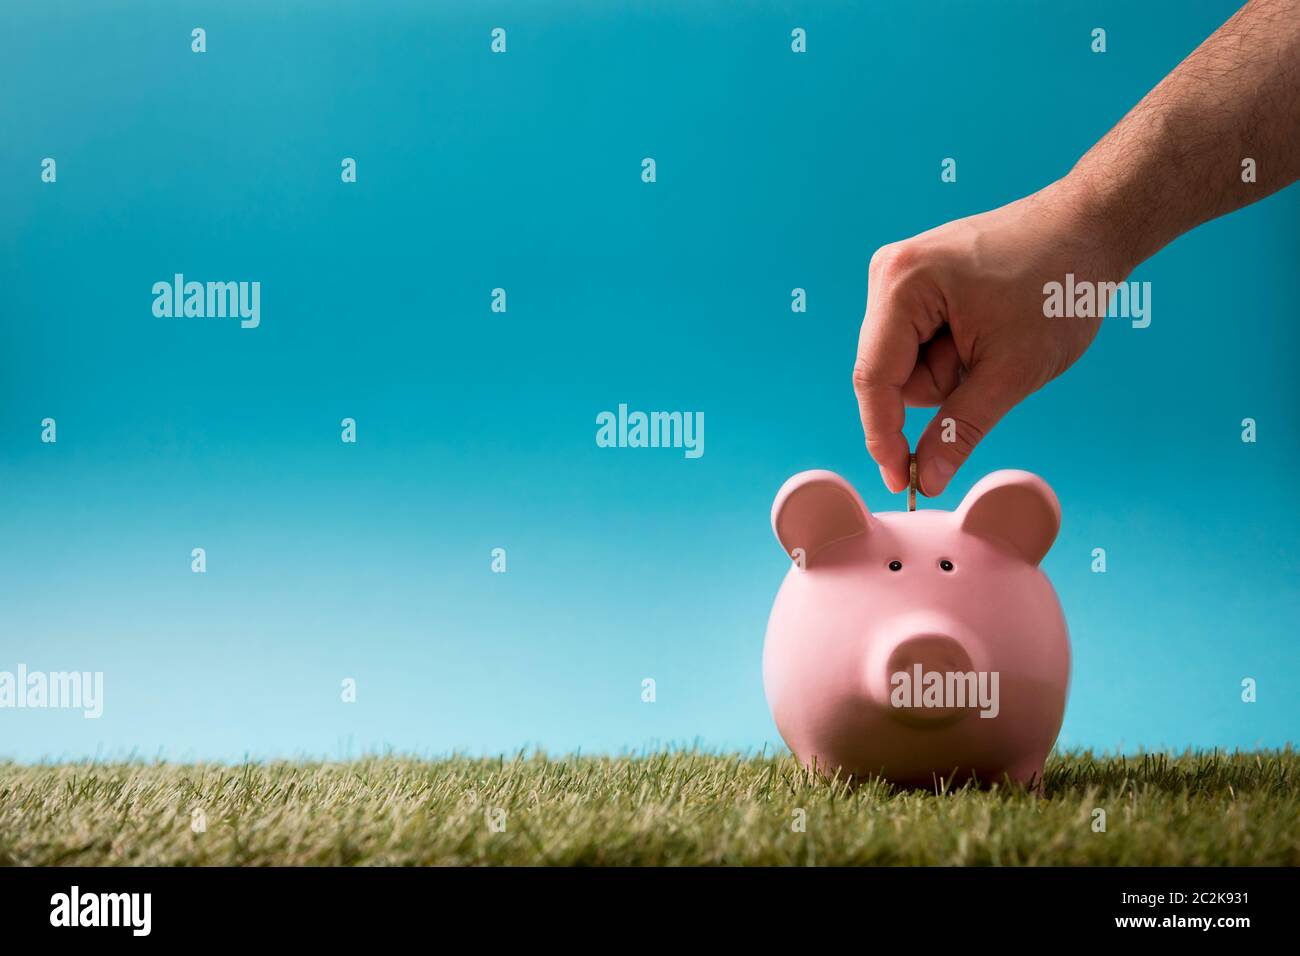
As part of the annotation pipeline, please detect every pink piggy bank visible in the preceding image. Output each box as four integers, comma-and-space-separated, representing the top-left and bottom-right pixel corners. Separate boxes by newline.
763, 469, 1069, 789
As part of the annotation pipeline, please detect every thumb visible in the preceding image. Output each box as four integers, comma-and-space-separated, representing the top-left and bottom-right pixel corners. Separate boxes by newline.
914, 365, 1023, 496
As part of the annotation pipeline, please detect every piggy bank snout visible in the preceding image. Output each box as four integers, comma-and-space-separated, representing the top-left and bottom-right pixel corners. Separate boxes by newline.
887, 633, 973, 679
867, 625, 979, 725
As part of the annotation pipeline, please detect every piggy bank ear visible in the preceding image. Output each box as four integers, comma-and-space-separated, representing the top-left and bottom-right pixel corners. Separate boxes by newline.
772, 470, 871, 564
957, 470, 1060, 565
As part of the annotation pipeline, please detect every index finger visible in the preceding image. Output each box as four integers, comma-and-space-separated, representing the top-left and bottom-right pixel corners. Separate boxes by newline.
852, 272, 922, 493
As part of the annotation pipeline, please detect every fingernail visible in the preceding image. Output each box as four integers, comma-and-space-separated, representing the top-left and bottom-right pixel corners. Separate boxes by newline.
920, 457, 955, 496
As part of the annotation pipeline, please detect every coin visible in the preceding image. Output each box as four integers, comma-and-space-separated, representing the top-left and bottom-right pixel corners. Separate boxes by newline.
908, 454, 917, 512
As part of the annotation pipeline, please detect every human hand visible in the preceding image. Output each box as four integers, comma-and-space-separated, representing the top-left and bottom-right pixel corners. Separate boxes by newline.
852, 179, 1131, 497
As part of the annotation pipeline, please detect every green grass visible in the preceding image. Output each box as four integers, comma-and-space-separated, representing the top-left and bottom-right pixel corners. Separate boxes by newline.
0, 749, 1295, 866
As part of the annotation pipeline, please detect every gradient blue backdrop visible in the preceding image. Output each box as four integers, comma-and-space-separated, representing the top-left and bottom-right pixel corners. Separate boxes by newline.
2, 0, 1296, 762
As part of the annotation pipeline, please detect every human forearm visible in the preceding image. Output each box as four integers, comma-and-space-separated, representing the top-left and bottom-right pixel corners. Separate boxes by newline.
1066, 0, 1300, 273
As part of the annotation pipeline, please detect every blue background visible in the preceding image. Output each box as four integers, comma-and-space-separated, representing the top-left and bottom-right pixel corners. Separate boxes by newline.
1, 0, 1295, 762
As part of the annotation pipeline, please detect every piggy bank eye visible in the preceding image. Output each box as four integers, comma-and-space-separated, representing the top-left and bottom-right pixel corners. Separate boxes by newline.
887, 560, 903, 572
939, 559, 955, 572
